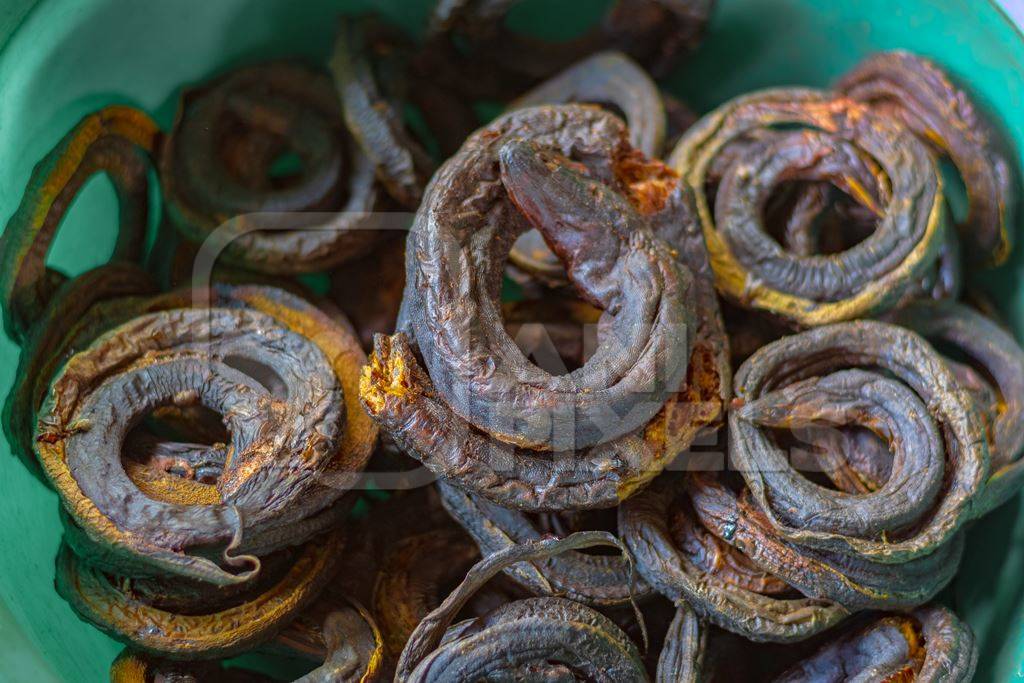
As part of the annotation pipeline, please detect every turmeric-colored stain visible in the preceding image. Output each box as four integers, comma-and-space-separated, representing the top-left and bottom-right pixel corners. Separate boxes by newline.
360, 335, 417, 415
358, 600, 386, 683
29, 106, 158, 233
844, 175, 883, 216
123, 459, 221, 506
876, 616, 925, 681
108, 650, 148, 682
618, 342, 724, 500
880, 667, 916, 683
613, 146, 680, 215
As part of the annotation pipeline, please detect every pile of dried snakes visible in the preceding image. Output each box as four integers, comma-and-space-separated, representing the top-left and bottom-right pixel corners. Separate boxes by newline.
2, 2, 1019, 680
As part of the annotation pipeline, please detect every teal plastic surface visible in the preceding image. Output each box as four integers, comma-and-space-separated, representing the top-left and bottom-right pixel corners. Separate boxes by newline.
1, 0, 1024, 680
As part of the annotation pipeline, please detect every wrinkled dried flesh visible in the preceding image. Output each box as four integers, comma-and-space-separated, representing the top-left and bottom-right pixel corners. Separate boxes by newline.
655, 604, 706, 683
151, 286, 372, 555
363, 331, 690, 511
734, 368, 945, 539
438, 480, 650, 606
122, 436, 227, 502
943, 359, 1002, 432
56, 531, 340, 659
38, 284, 373, 527
36, 306, 343, 583
396, 531, 647, 681
774, 615, 925, 681
160, 62, 382, 274
109, 545, 306, 617
789, 426, 893, 495
702, 126, 893, 264
370, 106, 719, 509
722, 113, 961, 305
732, 320, 989, 562
75, 361, 258, 535
510, 50, 666, 159
629, 161, 731, 448
35, 284, 374, 584
503, 100, 671, 284
293, 600, 384, 683
619, 474, 849, 642
686, 474, 963, 611
669, 89, 948, 325
713, 129, 956, 305
502, 74, 680, 287
220, 285, 377, 508
501, 295, 602, 373
714, 130, 889, 272
668, 495, 789, 595
403, 106, 695, 453
774, 604, 977, 682
890, 300, 1024, 513
914, 604, 979, 681
765, 183, 872, 258
329, 17, 434, 209
408, 598, 647, 682
3, 263, 156, 483
15, 290, 197, 478
0, 106, 157, 344
837, 50, 1015, 265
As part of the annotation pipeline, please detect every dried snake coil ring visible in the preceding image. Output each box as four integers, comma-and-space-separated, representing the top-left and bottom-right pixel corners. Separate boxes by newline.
669, 89, 950, 326
731, 320, 989, 563
890, 301, 1024, 515
36, 288, 373, 585
0, 106, 158, 344
362, 105, 701, 510
837, 50, 1016, 266
395, 532, 647, 682
160, 62, 382, 274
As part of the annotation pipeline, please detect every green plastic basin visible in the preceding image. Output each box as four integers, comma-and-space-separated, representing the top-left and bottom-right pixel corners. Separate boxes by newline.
1, 0, 1024, 680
